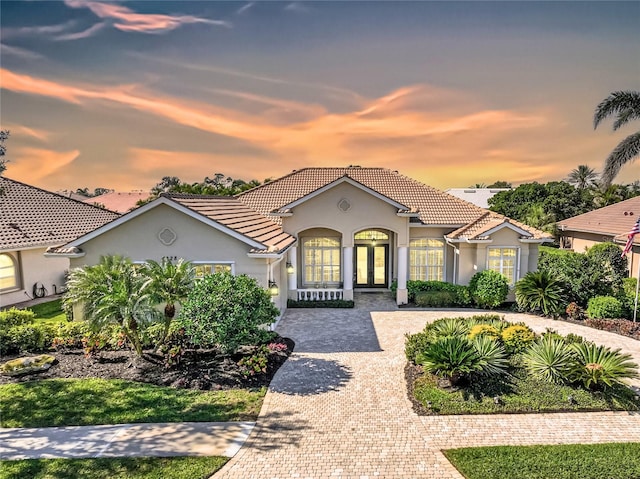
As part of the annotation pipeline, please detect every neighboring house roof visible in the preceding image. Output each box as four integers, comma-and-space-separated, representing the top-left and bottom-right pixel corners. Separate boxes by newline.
0, 176, 120, 251
85, 191, 150, 213
56, 190, 91, 202
445, 188, 510, 209
557, 196, 640, 246
446, 211, 550, 242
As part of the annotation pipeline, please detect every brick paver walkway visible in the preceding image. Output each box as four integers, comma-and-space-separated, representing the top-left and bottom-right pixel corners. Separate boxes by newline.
215, 296, 640, 479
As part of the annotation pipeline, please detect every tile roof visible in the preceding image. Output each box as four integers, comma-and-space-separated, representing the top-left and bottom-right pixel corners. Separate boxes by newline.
238, 167, 526, 227
85, 191, 150, 213
165, 194, 296, 253
0, 176, 120, 251
446, 211, 552, 241
557, 196, 640, 245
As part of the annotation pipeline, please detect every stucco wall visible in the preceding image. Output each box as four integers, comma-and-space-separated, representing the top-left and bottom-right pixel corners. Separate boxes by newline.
1, 247, 69, 306
562, 232, 639, 277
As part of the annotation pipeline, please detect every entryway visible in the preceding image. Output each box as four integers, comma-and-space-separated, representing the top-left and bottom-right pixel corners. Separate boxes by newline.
354, 229, 390, 288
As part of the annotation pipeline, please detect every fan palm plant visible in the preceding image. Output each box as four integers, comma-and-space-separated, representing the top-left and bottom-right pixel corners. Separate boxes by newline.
566, 165, 599, 190
523, 336, 574, 384
594, 90, 640, 186
570, 343, 638, 390
515, 271, 565, 317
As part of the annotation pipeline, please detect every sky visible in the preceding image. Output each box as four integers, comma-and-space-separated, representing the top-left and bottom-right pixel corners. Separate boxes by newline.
1, 1, 639, 192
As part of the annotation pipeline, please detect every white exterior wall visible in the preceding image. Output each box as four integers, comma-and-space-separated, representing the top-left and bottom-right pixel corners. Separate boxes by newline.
1, 247, 69, 307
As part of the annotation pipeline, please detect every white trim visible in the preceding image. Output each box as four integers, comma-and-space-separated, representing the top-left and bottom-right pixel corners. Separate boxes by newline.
486, 246, 520, 285
278, 177, 410, 211
44, 251, 86, 258
519, 238, 553, 244
482, 222, 532, 238
63, 196, 266, 251
246, 252, 284, 259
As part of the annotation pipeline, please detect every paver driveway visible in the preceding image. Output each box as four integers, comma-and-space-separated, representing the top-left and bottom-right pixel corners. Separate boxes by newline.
216, 295, 640, 479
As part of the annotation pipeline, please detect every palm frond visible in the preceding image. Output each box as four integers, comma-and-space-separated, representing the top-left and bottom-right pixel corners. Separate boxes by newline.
594, 91, 640, 130
601, 131, 640, 186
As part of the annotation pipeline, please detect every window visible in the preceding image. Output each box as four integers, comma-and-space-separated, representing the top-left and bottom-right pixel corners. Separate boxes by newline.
302, 237, 341, 286
409, 238, 444, 281
354, 230, 389, 241
487, 248, 518, 285
0, 253, 20, 291
193, 262, 234, 279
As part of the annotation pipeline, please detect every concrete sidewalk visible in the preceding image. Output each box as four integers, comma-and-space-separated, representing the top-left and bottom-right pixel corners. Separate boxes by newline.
0, 422, 254, 460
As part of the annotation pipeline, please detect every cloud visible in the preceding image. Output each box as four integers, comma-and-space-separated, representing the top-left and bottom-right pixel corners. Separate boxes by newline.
236, 3, 254, 15
64, 0, 231, 33
0, 43, 43, 60
54, 21, 107, 41
284, 2, 311, 13
6, 147, 79, 183
3, 124, 51, 142
4, 20, 77, 36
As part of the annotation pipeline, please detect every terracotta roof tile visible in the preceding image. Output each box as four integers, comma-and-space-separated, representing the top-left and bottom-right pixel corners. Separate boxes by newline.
557, 196, 640, 245
165, 194, 295, 253
0, 176, 120, 251
446, 211, 552, 241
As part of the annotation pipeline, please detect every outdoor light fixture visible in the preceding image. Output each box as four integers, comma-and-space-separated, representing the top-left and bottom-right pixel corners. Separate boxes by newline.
269, 281, 279, 296
372, 238, 377, 246
286, 262, 294, 274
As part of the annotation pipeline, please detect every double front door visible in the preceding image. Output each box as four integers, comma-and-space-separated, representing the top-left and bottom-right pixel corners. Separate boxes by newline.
355, 244, 388, 288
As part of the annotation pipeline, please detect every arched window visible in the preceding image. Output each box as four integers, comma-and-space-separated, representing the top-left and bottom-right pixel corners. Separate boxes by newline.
0, 253, 20, 291
354, 230, 389, 241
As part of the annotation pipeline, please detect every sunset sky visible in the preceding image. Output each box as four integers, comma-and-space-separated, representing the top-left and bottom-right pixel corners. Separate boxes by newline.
1, 1, 639, 192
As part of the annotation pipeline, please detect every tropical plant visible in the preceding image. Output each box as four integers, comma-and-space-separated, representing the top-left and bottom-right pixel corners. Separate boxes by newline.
469, 270, 509, 309
468, 324, 501, 341
594, 90, 640, 186
515, 271, 565, 317
427, 317, 470, 339
417, 336, 480, 385
566, 165, 599, 190
569, 343, 638, 390
405, 331, 432, 363
472, 336, 509, 376
65, 255, 161, 356
587, 296, 624, 319
523, 336, 574, 384
501, 324, 536, 354
142, 258, 194, 344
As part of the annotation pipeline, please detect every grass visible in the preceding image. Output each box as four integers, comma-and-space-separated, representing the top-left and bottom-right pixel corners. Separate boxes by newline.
444, 442, 640, 479
0, 456, 228, 479
413, 365, 640, 415
28, 299, 67, 324
0, 378, 266, 427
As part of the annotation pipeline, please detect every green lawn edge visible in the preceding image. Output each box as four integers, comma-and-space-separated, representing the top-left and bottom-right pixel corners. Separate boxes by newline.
28, 299, 67, 324
0, 456, 228, 479
0, 378, 266, 427
444, 442, 640, 479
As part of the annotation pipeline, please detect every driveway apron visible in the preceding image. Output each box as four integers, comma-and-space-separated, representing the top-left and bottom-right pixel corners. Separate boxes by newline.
216, 298, 640, 479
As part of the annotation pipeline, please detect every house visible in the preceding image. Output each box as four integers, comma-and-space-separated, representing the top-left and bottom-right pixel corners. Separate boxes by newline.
557, 196, 640, 276
84, 191, 150, 213
445, 188, 511, 209
46, 167, 551, 309
0, 176, 120, 306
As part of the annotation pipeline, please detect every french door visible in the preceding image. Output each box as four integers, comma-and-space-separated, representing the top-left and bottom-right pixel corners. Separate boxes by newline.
355, 245, 388, 288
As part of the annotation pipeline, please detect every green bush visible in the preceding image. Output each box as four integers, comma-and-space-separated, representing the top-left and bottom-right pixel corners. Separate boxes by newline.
179, 272, 279, 354
51, 322, 90, 350
469, 270, 509, 309
468, 324, 501, 340
407, 281, 471, 306
620, 277, 638, 319
405, 331, 431, 363
0, 308, 35, 327
501, 324, 536, 354
0, 323, 56, 354
587, 296, 624, 319
523, 336, 574, 384
515, 271, 564, 317
415, 290, 457, 307
569, 343, 638, 390
286, 299, 354, 308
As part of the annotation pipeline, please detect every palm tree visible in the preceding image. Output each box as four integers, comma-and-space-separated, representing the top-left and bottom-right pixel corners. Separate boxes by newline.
594, 90, 640, 186
65, 255, 160, 357
566, 165, 599, 189
142, 258, 194, 343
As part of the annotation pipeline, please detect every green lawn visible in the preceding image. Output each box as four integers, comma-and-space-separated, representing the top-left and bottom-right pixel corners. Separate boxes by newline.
0, 456, 228, 479
0, 378, 266, 427
444, 442, 640, 479
413, 366, 640, 415
28, 299, 67, 324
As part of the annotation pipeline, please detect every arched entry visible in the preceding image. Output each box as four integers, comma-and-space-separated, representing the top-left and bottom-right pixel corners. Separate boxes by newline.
354, 229, 390, 288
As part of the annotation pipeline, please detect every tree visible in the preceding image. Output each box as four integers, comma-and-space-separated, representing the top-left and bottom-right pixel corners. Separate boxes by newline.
594, 90, 640, 186
142, 258, 194, 343
487, 181, 512, 188
65, 255, 160, 357
566, 165, 599, 190
0, 130, 9, 175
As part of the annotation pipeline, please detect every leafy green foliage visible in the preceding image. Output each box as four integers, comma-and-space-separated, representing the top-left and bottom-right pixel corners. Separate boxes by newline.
444, 443, 640, 479
515, 271, 565, 316
468, 324, 500, 341
427, 317, 471, 339
472, 336, 509, 376
415, 290, 457, 307
179, 272, 278, 354
501, 325, 536, 354
523, 337, 574, 384
0, 457, 229, 479
587, 296, 624, 319
569, 343, 638, 390
417, 336, 482, 383
406, 280, 471, 306
404, 331, 432, 363
0, 323, 56, 355
0, 307, 35, 327
469, 270, 509, 309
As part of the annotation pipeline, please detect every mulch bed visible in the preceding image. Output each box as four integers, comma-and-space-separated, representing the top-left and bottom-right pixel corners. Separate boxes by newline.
0, 336, 294, 390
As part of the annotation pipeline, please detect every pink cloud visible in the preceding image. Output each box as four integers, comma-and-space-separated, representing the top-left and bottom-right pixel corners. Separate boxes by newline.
6, 147, 80, 183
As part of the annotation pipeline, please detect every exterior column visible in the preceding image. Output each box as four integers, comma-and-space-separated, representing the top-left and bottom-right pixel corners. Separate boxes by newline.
287, 246, 297, 299
397, 246, 408, 305
343, 246, 353, 301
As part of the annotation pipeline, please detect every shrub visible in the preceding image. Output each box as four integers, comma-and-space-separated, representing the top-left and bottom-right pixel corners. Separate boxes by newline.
469, 270, 509, 309
515, 271, 564, 317
620, 278, 638, 319
179, 272, 279, 354
405, 331, 432, 363
286, 299, 354, 308
427, 317, 470, 339
1, 323, 56, 354
472, 336, 509, 376
565, 302, 584, 321
587, 296, 624, 319
569, 343, 638, 390
585, 318, 640, 340
0, 308, 35, 328
501, 324, 536, 354
468, 324, 501, 341
237, 345, 270, 377
523, 336, 574, 384
407, 281, 471, 306
51, 322, 90, 350
415, 291, 457, 307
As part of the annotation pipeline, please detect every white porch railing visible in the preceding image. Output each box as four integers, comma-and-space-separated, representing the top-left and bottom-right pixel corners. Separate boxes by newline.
297, 289, 344, 301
